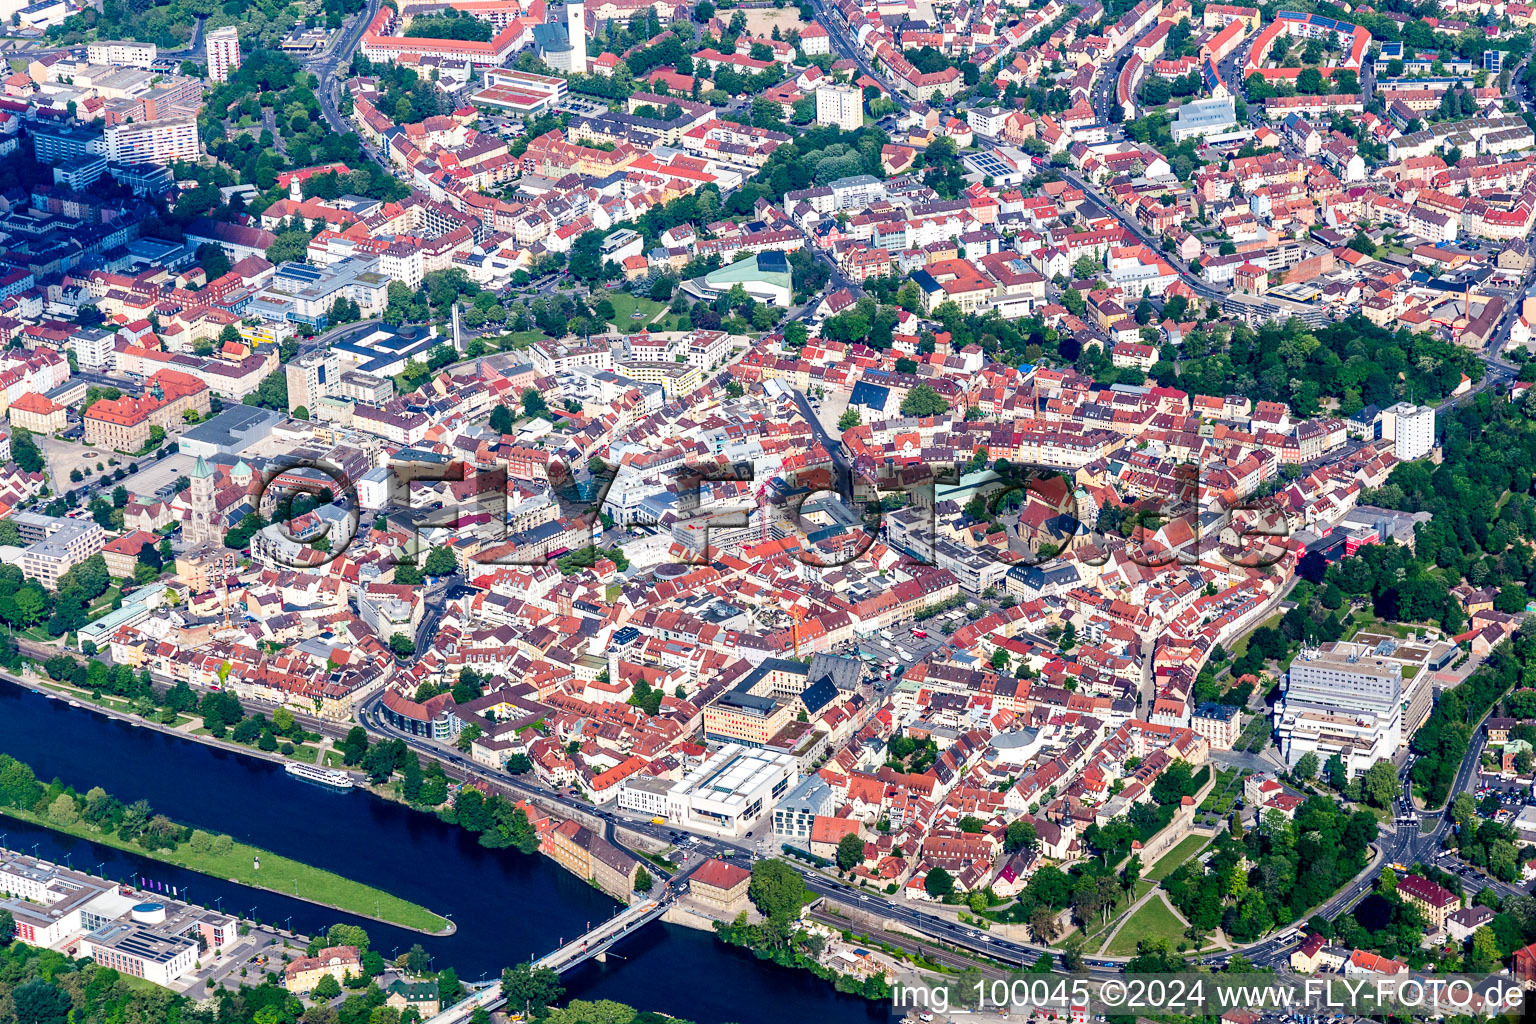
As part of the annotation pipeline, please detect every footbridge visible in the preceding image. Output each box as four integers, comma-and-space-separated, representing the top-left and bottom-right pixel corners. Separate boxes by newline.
424, 899, 665, 1023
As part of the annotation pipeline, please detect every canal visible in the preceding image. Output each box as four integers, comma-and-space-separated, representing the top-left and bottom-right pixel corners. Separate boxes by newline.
0, 685, 888, 1024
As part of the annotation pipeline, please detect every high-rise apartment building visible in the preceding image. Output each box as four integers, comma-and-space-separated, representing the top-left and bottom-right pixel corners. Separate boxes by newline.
205, 26, 241, 83
104, 116, 199, 165
815, 85, 863, 131
1381, 402, 1434, 462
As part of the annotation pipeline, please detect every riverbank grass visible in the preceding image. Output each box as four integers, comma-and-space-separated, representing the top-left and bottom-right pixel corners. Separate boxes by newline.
0, 805, 450, 934
26, 675, 194, 726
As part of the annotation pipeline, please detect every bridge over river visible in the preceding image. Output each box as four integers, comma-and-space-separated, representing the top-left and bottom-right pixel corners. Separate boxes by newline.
424, 899, 666, 1023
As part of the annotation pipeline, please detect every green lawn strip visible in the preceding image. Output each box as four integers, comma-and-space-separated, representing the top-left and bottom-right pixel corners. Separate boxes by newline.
27, 677, 190, 725
1104, 896, 1188, 956
86, 586, 124, 620
1145, 835, 1211, 882
499, 330, 548, 349
1060, 889, 1143, 950
113, 971, 174, 996
0, 805, 448, 934
1230, 613, 1283, 659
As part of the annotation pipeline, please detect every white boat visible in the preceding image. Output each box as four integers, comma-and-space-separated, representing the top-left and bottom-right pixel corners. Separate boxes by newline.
284, 761, 354, 790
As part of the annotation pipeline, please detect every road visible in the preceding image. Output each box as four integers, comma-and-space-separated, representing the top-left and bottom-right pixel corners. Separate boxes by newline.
804, 0, 907, 111
307, 0, 386, 164
790, 388, 852, 499
71, 608, 1496, 982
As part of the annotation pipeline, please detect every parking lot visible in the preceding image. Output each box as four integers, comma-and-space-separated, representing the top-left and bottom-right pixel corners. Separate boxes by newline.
855, 618, 963, 680
114, 450, 197, 504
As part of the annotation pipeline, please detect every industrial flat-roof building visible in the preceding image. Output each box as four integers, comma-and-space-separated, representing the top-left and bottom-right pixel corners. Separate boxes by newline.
80, 923, 199, 986
667, 743, 798, 836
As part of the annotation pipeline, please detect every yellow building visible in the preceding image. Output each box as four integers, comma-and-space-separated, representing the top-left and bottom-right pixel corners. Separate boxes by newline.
283, 946, 361, 993
8, 392, 66, 434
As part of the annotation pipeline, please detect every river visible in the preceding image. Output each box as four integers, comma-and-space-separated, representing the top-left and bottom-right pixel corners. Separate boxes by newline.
0, 685, 887, 1024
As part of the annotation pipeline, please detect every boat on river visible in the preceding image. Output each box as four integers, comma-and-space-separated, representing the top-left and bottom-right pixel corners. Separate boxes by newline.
284, 761, 354, 789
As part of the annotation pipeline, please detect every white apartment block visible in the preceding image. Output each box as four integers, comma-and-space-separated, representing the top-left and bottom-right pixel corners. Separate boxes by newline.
69, 328, 116, 371
104, 117, 199, 166
205, 25, 241, 83
1381, 401, 1434, 461
815, 84, 863, 131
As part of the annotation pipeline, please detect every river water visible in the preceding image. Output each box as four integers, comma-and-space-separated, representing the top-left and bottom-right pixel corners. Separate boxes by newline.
0, 685, 888, 1024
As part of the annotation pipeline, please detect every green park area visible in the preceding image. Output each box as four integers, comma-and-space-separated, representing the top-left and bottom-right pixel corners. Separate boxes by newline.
1104, 896, 1188, 956
1145, 835, 1210, 882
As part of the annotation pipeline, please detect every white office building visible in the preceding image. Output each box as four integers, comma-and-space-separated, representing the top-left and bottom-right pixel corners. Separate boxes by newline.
1381, 402, 1434, 461
666, 743, 798, 836
87, 40, 157, 66
1275, 645, 1403, 778
616, 774, 672, 818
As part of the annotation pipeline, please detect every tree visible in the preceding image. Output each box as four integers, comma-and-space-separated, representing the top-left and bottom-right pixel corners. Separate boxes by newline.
456, 723, 483, 753
313, 974, 343, 1000
12, 979, 73, 1024
197, 242, 231, 282
423, 546, 457, 576
12, 429, 43, 474
1467, 925, 1501, 973
389, 634, 416, 659
749, 859, 809, 927
837, 408, 861, 430
836, 832, 865, 871
489, 405, 514, 434
900, 384, 949, 417
341, 726, 369, 765
924, 866, 954, 898
501, 963, 564, 1019
48, 793, 78, 826
1004, 818, 1038, 853
522, 388, 548, 418
1293, 751, 1320, 783
1029, 905, 1060, 943
1324, 753, 1348, 790
0, 907, 13, 944
1361, 759, 1401, 809
1059, 621, 1076, 651
634, 865, 653, 892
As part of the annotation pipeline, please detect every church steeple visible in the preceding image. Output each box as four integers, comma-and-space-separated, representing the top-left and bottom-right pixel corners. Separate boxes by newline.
186, 456, 218, 549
